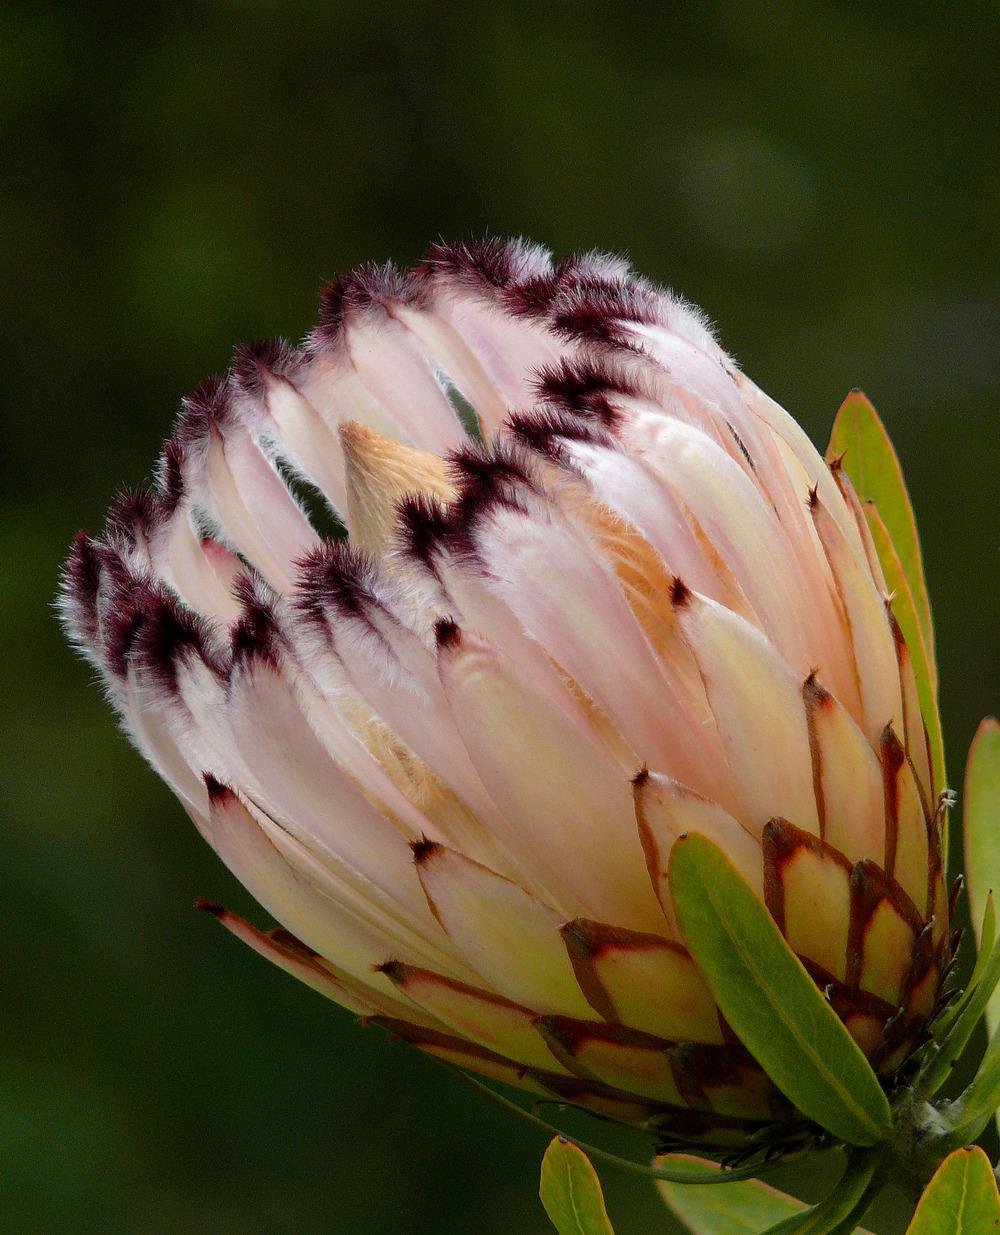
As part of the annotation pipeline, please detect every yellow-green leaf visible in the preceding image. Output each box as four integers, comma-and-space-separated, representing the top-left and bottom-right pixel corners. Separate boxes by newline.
540, 1138, 615, 1235
827, 390, 936, 688
904, 1147, 1000, 1234
965, 718, 1000, 1040
668, 834, 893, 1146
655, 1154, 875, 1234
865, 500, 945, 795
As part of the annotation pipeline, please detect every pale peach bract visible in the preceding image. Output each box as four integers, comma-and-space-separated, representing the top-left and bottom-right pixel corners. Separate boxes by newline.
62, 239, 948, 1148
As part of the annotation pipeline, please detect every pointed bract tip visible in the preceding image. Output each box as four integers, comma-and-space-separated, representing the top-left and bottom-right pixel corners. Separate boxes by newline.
631, 765, 650, 789
506, 407, 616, 463
447, 439, 537, 512
670, 576, 691, 608
104, 485, 161, 544
65, 527, 100, 584
203, 773, 233, 803
886, 602, 908, 652
434, 617, 462, 650
395, 492, 452, 565
231, 338, 303, 396
128, 582, 222, 691
294, 540, 379, 622
547, 272, 660, 346
314, 262, 407, 343
807, 484, 820, 510
559, 918, 649, 963
410, 835, 441, 865
374, 959, 407, 982
157, 438, 187, 508
133, 589, 224, 694
838, 388, 879, 416
195, 898, 226, 917
230, 573, 283, 670
761, 816, 799, 851
59, 531, 103, 644
339, 418, 378, 449
803, 670, 831, 707
416, 236, 550, 295
177, 373, 235, 445
532, 356, 633, 427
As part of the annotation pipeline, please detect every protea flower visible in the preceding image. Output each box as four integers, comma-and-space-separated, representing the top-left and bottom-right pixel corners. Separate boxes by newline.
61, 238, 949, 1151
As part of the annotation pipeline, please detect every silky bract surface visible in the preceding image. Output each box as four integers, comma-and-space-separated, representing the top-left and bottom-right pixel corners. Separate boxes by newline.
62, 239, 948, 1148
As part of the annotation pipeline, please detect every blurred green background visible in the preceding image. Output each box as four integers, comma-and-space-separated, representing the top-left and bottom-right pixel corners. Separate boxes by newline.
3, 2, 997, 1231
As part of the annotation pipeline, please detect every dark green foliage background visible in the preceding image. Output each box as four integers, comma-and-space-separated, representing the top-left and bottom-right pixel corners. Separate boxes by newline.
2, 3, 997, 1231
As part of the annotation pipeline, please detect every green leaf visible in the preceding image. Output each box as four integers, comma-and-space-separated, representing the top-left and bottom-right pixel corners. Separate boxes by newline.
540, 1138, 615, 1235
757, 1152, 880, 1234
964, 718, 1000, 1039
942, 1021, 1000, 1148
917, 934, 1000, 1097
921, 727, 1000, 1098
657, 1154, 798, 1232
904, 1147, 1000, 1234
828, 390, 946, 865
864, 501, 945, 795
668, 834, 893, 1146
932, 893, 995, 1044
656, 1154, 875, 1234
970, 893, 998, 1005
827, 390, 936, 688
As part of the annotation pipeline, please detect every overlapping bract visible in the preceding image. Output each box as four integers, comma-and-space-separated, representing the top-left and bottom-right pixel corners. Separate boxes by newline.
62, 238, 949, 1147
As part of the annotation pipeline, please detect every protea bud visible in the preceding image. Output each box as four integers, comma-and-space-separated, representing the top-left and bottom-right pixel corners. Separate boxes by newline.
61, 238, 948, 1150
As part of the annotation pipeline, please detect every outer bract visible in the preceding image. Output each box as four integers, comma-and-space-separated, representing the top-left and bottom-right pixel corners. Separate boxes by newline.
61, 239, 949, 1149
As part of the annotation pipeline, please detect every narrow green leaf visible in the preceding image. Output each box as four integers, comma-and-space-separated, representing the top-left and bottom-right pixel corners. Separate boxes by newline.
964, 718, 1000, 1039
540, 1138, 615, 1235
933, 893, 995, 1044
758, 1152, 880, 1234
904, 1147, 1000, 1234
656, 1154, 875, 1234
865, 501, 945, 794
917, 935, 1000, 1097
919, 746, 1000, 1094
827, 390, 936, 687
942, 1021, 1000, 1148
668, 834, 893, 1146
971, 894, 998, 1003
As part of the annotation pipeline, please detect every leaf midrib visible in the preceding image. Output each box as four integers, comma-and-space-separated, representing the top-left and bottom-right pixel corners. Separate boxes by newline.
565, 1159, 586, 1235
695, 859, 890, 1142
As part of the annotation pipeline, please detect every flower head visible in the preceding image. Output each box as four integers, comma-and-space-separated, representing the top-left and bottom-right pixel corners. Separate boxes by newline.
62, 238, 948, 1148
